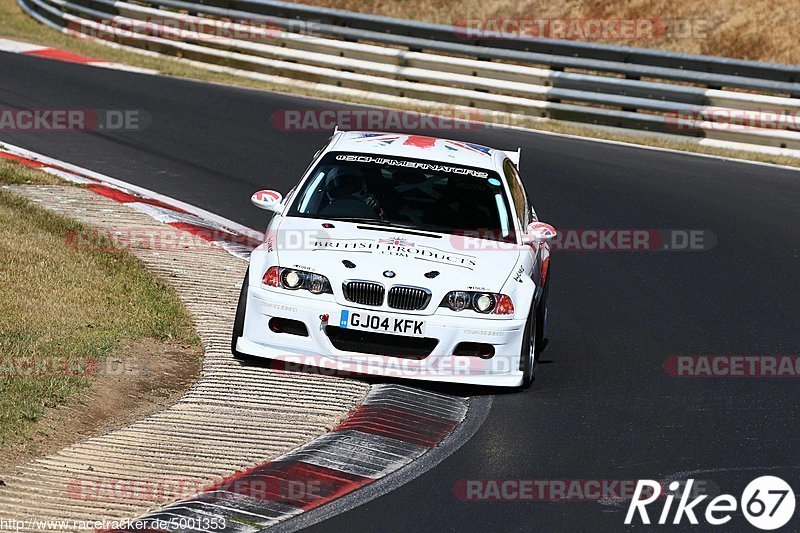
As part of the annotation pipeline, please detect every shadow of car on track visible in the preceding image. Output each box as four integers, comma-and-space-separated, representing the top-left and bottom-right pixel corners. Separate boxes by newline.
231, 339, 556, 399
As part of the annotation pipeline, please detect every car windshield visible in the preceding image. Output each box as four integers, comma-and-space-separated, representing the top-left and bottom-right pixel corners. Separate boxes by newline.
287, 151, 516, 242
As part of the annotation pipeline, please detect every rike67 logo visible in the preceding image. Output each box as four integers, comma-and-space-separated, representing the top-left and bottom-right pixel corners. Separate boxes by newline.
626, 476, 796, 530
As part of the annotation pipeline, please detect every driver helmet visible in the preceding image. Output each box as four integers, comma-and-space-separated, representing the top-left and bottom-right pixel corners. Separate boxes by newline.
324, 166, 366, 201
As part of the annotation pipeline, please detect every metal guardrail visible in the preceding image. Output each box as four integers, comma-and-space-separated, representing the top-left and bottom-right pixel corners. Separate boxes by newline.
106, 0, 800, 96
204, 0, 800, 84
17, 0, 800, 155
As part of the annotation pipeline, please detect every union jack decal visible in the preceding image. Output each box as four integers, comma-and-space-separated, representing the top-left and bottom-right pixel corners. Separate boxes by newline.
355, 133, 401, 146
379, 237, 416, 247
444, 140, 492, 156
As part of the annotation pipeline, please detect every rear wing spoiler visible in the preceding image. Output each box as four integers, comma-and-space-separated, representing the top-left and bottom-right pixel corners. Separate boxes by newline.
502, 148, 521, 169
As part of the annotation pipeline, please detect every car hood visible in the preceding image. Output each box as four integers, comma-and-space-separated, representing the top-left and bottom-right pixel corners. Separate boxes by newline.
269, 217, 521, 309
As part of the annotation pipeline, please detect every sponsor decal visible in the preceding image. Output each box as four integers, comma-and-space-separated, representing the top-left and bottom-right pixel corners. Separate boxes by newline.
259, 301, 299, 314
463, 329, 505, 337
512, 265, 525, 283
334, 154, 489, 178
313, 237, 477, 269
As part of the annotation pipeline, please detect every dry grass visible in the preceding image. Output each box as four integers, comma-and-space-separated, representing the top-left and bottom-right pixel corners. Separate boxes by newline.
294, 0, 800, 64
0, 162, 198, 453
0, 160, 62, 185
4, 0, 796, 64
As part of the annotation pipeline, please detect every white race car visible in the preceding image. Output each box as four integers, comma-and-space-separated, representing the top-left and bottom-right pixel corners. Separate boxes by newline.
231, 131, 556, 388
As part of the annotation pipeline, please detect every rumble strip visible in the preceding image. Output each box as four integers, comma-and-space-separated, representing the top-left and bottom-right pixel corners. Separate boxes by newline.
0, 144, 471, 532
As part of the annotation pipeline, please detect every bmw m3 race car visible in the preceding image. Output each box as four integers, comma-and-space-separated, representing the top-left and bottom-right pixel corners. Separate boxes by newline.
231, 131, 556, 388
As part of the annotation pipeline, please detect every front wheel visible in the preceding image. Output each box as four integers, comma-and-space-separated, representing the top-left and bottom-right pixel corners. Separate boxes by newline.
231, 268, 251, 360
519, 305, 538, 389
535, 273, 550, 350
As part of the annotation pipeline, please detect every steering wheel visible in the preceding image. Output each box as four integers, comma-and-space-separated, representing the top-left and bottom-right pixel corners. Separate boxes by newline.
365, 194, 386, 220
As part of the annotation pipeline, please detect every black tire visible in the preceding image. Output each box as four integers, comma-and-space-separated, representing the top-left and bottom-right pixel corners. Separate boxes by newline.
535, 273, 550, 350
231, 268, 251, 360
519, 305, 538, 389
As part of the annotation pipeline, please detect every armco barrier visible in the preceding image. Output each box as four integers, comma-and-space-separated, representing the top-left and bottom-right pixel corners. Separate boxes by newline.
16, 0, 800, 156
195, 0, 800, 84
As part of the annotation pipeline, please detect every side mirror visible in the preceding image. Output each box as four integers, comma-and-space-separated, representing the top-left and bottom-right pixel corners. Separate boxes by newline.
523, 222, 557, 244
251, 190, 283, 213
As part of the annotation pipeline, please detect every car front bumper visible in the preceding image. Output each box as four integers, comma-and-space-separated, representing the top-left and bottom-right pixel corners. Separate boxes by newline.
236, 285, 528, 387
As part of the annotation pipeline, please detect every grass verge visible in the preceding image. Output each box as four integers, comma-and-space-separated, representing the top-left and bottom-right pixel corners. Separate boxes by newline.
0, 161, 199, 461
0, 0, 799, 169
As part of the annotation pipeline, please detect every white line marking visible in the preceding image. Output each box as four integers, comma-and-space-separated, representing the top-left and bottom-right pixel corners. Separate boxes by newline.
0, 140, 264, 240
0, 37, 47, 53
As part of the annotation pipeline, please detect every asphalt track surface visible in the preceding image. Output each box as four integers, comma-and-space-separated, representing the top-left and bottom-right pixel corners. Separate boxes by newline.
2, 52, 800, 531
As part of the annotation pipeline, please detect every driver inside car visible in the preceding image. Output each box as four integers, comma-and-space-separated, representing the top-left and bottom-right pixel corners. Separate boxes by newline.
320, 167, 385, 219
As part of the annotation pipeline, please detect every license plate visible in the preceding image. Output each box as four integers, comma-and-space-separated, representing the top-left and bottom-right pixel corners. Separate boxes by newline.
339, 310, 426, 336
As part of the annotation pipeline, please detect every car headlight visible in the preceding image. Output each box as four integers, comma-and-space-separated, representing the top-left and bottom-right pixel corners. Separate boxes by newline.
441, 291, 514, 315
263, 266, 332, 294
282, 269, 302, 289
447, 291, 471, 312
473, 293, 495, 313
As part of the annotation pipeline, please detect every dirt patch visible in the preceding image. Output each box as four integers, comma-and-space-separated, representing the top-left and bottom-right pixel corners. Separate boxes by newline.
0, 177, 199, 471
0, 338, 202, 473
